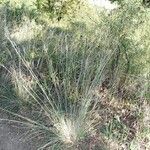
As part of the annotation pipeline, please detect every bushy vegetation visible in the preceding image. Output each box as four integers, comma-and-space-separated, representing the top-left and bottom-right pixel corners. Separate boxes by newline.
0, 0, 149, 149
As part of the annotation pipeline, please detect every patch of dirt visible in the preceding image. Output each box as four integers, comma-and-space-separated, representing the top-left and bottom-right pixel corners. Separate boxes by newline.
0, 124, 35, 150
0, 111, 39, 150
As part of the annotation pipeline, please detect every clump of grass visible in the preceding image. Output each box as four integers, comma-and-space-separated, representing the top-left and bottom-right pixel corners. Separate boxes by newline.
0, 24, 113, 149
10, 67, 36, 105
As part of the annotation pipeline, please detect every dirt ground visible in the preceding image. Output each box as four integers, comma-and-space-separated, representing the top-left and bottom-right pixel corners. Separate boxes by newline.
0, 126, 27, 150
0, 124, 35, 150
0, 111, 38, 150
